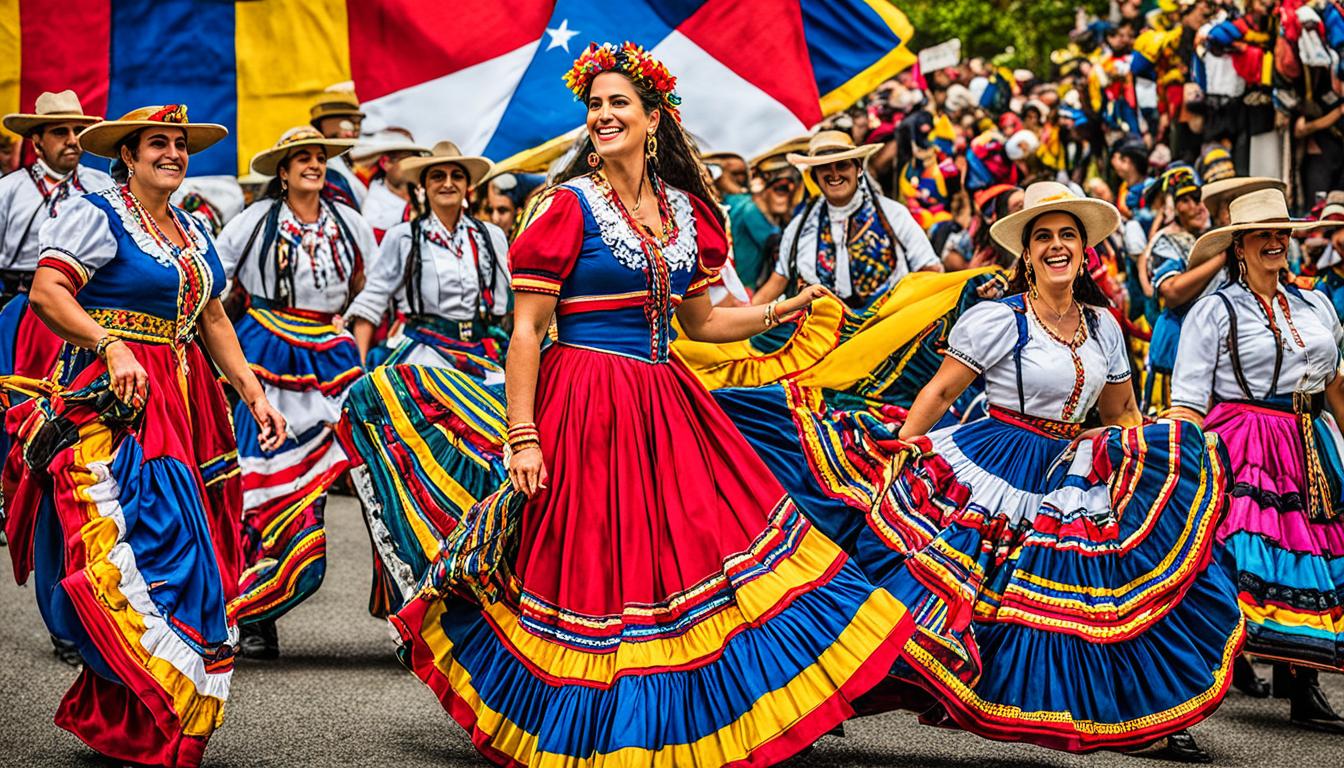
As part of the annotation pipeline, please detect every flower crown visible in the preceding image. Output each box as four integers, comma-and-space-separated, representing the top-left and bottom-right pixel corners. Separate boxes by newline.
563, 42, 683, 123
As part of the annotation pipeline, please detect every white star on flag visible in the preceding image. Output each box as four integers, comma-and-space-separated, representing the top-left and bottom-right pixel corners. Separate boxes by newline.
545, 18, 579, 52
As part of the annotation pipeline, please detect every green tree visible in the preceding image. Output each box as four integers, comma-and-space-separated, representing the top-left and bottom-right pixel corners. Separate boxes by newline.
897, 1, 1109, 76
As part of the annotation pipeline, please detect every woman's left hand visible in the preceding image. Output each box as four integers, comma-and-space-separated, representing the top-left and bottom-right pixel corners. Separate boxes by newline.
249, 396, 288, 452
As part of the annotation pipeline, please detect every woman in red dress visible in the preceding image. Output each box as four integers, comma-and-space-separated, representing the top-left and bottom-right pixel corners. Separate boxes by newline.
386, 42, 914, 766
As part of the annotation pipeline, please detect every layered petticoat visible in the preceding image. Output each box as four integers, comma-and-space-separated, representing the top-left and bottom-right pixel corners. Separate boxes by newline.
365, 343, 915, 766
229, 305, 360, 623
714, 386, 1244, 752
1206, 400, 1344, 670
2, 340, 242, 767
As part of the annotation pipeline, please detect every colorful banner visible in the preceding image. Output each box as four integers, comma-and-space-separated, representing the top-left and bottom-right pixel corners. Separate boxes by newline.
1, 0, 914, 176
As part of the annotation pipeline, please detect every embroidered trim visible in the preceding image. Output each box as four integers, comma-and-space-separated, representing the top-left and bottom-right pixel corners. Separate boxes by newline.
88, 308, 176, 344
944, 346, 985, 373
563, 175, 697, 273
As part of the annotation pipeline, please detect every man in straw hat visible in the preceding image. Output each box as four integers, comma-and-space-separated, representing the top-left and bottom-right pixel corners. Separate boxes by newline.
352, 128, 429, 241
0, 90, 113, 302
310, 82, 366, 205
754, 130, 940, 309
720, 142, 804, 292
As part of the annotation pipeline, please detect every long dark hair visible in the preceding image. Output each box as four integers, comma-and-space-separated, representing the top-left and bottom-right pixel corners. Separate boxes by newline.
1003, 211, 1111, 306
552, 73, 724, 227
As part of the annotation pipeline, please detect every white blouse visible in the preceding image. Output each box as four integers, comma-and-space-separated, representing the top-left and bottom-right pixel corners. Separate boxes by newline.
0, 161, 114, 271
346, 213, 510, 326
216, 199, 378, 313
1170, 283, 1343, 413
946, 298, 1131, 423
773, 187, 939, 300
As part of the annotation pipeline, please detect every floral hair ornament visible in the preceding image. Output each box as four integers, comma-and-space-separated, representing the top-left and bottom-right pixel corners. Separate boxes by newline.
563, 42, 683, 123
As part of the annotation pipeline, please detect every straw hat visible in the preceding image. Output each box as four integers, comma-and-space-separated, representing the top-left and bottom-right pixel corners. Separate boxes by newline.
349, 129, 429, 163
398, 140, 493, 188
309, 82, 365, 123
1199, 176, 1285, 212
3, 90, 101, 135
989, 181, 1122, 252
79, 105, 227, 158
786, 130, 881, 168
250, 126, 355, 176
1188, 187, 1323, 268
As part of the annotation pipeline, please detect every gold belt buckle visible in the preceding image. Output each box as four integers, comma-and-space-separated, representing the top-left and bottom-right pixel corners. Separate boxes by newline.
458, 320, 474, 341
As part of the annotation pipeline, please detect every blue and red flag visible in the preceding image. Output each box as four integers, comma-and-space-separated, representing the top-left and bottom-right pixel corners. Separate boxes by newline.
1, 0, 915, 175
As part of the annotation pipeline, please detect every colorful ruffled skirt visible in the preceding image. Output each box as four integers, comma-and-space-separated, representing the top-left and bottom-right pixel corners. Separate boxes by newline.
2, 336, 242, 767
376, 315, 505, 384
715, 388, 1245, 752
229, 305, 361, 624
371, 345, 915, 766
1206, 399, 1344, 670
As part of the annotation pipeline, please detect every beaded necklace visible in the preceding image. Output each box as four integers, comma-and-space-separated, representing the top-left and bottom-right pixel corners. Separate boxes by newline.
1027, 295, 1089, 422
593, 170, 677, 360
121, 185, 191, 256
1246, 281, 1305, 351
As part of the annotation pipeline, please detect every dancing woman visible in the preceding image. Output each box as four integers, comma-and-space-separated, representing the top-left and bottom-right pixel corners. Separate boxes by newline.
888, 182, 1243, 761
386, 42, 915, 766
6, 105, 285, 767
1169, 187, 1344, 732
214, 126, 377, 657
347, 140, 510, 377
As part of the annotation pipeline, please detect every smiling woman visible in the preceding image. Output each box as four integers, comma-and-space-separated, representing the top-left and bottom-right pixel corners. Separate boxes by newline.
5, 104, 285, 767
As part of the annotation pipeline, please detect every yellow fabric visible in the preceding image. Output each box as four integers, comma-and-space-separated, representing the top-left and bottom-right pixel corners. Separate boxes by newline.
0, 0, 18, 129
234, 0, 352, 176
672, 297, 846, 389
797, 269, 994, 390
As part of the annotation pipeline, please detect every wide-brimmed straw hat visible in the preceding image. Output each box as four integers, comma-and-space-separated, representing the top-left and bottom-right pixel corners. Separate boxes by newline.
349, 129, 429, 163
1200, 176, 1285, 213
786, 130, 881, 168
989, 181, 1121, 251
3, 90, 102, 135
250, 126, 355, 176
309, 82, 365, 124
398, 140, 493, 187
1188, 187, 1323, 268
79, 105, 227, 158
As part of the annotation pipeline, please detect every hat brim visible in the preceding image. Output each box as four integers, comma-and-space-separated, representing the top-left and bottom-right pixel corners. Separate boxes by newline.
3, 113, 102, 135
78, 120, 228, 158
1199, 177, 1286, 211
990, 197, 1122, 253
399, 155, 493, 188
250, 138, 356, 176
786, 143, 881, 168
309, 108, 366, 124
1188, 220, 1326, 269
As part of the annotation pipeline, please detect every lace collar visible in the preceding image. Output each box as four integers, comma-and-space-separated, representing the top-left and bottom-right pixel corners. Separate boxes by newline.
563, 175, 697, 272
98, 187, 211, 270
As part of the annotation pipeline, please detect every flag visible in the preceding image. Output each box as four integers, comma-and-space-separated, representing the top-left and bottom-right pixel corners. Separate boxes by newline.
1, 0, 915, 176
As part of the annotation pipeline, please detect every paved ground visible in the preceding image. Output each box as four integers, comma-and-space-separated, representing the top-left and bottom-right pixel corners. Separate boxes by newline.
2, 494, 1340, 767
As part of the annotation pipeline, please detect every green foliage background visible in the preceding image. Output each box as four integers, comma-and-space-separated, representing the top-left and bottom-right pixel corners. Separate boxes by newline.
897, 1, 1110, 75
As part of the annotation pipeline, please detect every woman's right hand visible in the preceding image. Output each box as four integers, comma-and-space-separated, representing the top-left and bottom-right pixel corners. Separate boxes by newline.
105, 341, 149, 410
508, 444, 548, 498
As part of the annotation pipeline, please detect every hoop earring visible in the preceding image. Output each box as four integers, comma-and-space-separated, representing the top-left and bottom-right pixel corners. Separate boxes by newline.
280, 178, 289, 194
646, 132, 658, 160
587, 152, 602, 169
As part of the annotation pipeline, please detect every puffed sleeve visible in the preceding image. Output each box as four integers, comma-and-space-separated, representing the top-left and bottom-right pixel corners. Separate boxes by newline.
945, 300, 1018, 374
346, 221, 411, 326
1095, 308, 1132, 383
1169, 294, 1229, 414
37, 195, 118, 291
882, 197, 939, 272
687, 194, 728, 297
509, 187, 583, 296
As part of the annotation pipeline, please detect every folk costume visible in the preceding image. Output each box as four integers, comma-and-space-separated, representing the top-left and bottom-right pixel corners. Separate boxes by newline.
1145, 166, 1213, 410
1172, 190, 1344, 681
214, 127, 374, 629
2, 105, 241, 767
354, 131, 429, 241
365, 43, 915, 766
308, 83, 368, 206
774, 131, 939, 309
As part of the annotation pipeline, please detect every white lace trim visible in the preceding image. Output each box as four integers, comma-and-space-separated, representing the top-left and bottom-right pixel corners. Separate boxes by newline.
564, 175, 698, 272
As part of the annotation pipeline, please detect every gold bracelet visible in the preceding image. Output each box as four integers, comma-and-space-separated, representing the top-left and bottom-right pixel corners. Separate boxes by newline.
94, 335, 123, 358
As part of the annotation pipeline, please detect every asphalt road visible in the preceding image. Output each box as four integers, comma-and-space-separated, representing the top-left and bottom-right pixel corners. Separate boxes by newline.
2, 493, 1340, 767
